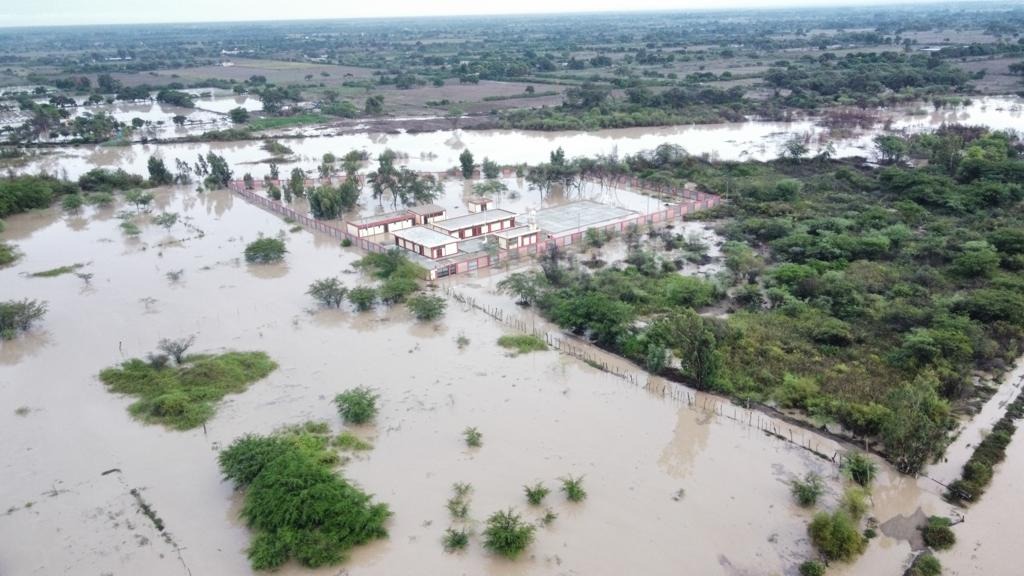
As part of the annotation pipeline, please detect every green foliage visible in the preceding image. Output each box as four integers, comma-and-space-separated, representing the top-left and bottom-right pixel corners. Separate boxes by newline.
840, 486, 869, 521
406, 293, 446, 321
120, 220, 141, 236
334, 386, 379, 425
246, 113, 331, 132
348, 286, 378, 311
228, 107, 250, 124
560, 475, 587, 502
78, 169, 146, 193
147, 156, 174, 185
244, 237, 287, 264
308, 277, 348, 308
791, 472, 824, 507
496, 271, 547, 306
333, 431, 373, 451
446, 483, 472, 519
497, 334, 547, 355
0, 241, 17, 268
61, 194, 84, 213
29, 263, 84, 277
808, 510, 867, 562
463, 426, 482, 448
799, 560, 826, 576
0, 299, 47, 340
355, 250, 424, 281
218, 427, 390, 570
523, 482, 549, 506
947, 393, 1023, 504
880, 381, 950, 474
482, 508, 535, 559
153, 212, 178, 230
99, 351, 277, 429
920, 516, 956, 550
442, 527, 470, 552
907, 553, 942, 576
459, 149, 475, 178
842, 452, 878, 487
0, 174, 80, 217
309, 181, 360, 219
84, 192, 114, 206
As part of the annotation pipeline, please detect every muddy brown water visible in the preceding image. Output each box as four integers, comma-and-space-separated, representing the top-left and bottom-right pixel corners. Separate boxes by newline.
11, 96, 1023, 183
0, 187, 929, 576
3, 96, 1023, 574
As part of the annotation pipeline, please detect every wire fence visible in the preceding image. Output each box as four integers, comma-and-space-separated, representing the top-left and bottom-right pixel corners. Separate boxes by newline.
443, 284, 846, 466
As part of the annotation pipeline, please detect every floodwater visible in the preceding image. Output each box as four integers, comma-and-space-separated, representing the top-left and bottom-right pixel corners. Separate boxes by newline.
336, 176, 669, 221
0, 185, 951, 576
11, 96, 1023, 182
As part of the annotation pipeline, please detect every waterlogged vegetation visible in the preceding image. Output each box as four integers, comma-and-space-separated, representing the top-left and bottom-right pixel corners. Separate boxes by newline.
28, 263, 84, 278
518, 128, 1024, 475
946, 392, 1024, 504
218, 423, 390, 570
98, 343, 277, 429
334, 386, 379, 425
243, 237, 287, 264
497, 334, 547, 355
0, 299, 47, 340
482, 508, 535, 559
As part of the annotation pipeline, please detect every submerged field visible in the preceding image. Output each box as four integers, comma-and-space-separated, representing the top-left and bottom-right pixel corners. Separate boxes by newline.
0, 183, 974, 575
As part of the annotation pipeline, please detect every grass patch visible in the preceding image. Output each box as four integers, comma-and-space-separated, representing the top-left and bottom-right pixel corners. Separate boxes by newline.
219, 424, 390, 570
497, 334, 547, 355
446, 482, 472, 520
99, 351, 277, 429
0, 241, 18, 267
247, 113, 331, 132
29, 263, 84, 277
333, 431, 373, 451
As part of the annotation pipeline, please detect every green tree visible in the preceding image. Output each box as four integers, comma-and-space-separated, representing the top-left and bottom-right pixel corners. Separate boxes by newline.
459, 149, 475, 179
307, 278, 348, 308
649, 310, 720, 389
880, 379, 949, 474
407, 294, 446, 321
229, 107, 250, 123
364, 95, 385, 115
244, 238, 287, 264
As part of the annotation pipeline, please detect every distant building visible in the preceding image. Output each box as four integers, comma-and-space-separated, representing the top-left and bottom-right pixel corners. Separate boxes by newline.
492, 225, 539, 250
345, 210, 416, 238
466, 197, 494, 213
393, 226, 460, 259
430, 209, 517, 240
406, 203, 447, 225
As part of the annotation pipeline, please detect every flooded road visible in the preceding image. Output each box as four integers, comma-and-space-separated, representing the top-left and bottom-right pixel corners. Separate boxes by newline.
0, 185, 944, 576
11, 96, 1023, 182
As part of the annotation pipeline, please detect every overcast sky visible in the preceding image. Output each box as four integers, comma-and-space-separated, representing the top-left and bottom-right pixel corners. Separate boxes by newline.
1, 0, 982, 27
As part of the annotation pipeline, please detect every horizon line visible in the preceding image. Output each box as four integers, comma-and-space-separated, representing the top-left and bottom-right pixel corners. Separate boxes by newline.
0, 0, 1006, 30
